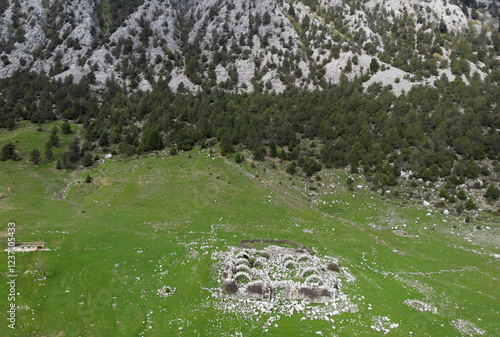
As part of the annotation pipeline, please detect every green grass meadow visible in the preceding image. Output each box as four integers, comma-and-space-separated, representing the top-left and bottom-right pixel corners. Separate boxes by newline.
0, 123, 499, 336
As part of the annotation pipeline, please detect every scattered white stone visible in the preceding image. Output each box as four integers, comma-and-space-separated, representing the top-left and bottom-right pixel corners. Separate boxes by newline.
404, 299, 437, 314
451, 319, 485, 336
371, 316, 397, 334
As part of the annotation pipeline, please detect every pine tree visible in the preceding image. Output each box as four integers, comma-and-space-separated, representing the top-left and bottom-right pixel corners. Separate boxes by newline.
252, 144, 267, 161
370, 58, 380, 73
98, 130, 109, 146
344, 58, 352, 73
61, 152, 70, 168
48, 127, 60, 147
220, 133, 233, 155
81, 153, 94, 167
235, 152, 244, 163
269, 141, 277, 157
350, 162, 359, 174
439, 188, 449, 199
287, 161, 297, 175
30, 148, 41, 164
465, 198, 476, 210
1, 142, 15, 160
61, 121, 71, 134
147, 129, 163, 151
44, 146, 53, 160
279, 148, 288, 161
465, 158, 479, 178
485, 184, 500, 200
68, 138, 81, 163
457, 189, 467, 200
439, 19, 448, 34
386, 173, 398, 186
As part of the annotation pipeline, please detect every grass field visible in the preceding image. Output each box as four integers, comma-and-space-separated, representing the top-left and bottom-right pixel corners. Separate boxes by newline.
1, 123, 499, 336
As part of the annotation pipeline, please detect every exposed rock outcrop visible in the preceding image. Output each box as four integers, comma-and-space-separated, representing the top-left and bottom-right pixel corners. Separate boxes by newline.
0, 0, 497, 94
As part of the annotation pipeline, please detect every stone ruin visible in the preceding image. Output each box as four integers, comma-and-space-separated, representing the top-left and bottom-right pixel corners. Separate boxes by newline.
218, 240, 349, 304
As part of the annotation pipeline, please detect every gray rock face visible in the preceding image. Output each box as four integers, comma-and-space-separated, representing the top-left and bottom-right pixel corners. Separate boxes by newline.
0, 0, 496, 94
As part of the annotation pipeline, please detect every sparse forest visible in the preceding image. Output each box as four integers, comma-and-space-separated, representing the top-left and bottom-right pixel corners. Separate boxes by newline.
0, 67, 499, 209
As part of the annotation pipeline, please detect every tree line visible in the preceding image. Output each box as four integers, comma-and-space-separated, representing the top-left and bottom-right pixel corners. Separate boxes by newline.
0, 68, 499, 192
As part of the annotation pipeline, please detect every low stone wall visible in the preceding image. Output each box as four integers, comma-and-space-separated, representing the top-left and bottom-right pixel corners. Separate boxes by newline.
238, 238, 314, 255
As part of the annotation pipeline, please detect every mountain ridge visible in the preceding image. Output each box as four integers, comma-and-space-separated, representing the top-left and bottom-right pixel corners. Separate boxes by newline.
0, 0, 498, 94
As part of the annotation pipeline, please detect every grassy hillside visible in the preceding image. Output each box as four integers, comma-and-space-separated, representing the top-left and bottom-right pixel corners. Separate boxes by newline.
0, 123, 499, 336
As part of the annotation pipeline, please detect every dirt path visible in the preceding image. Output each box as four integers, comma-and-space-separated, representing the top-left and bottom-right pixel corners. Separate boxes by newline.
79, 259, 109, 305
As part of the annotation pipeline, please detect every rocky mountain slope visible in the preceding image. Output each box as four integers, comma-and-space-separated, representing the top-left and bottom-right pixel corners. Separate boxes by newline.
0, 0, 498, 93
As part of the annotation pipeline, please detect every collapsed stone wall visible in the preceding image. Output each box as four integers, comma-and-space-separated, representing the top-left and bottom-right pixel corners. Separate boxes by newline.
238, 239, 314, 255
